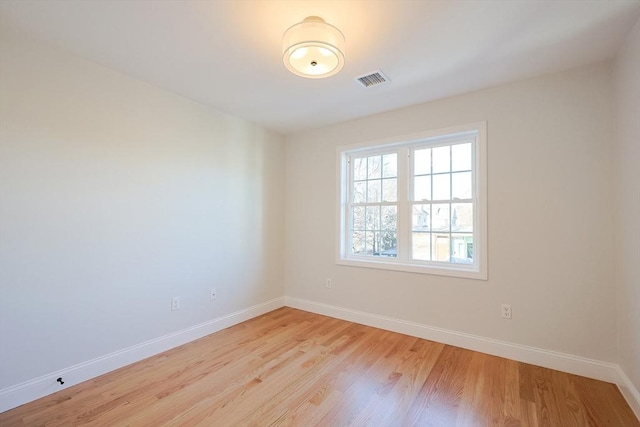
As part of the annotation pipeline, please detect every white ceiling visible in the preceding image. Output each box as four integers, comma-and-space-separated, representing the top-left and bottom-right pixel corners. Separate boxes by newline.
1, 1, 639, 135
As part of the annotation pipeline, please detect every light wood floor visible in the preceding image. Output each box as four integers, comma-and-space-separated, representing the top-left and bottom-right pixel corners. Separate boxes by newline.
1, 307, 637, 426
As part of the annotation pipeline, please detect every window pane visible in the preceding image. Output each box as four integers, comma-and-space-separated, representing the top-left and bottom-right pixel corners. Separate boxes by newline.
365, 206, 380, 231
451, 234, 473, 263
412, 232, 431, 260
373, 232, 381, 255
381, 206, 397, 231
432, 203, 450, 231
432, 146, 450, 173
367, 179, 381, 202
452, 203, 473, 232
351, 231, 365, 255
414, 175, 431, 201
432, 174, 450, 200
378, 232, 397, 256
452, 171, 472, 200
383, 154, 397, 178
382, 178, 397, 202
412, 204, 430, 231
432, 233, 450, 261
353, 157, 367, 180
353, 181, 366, 203
368, 156, 381, 179
352, 206, 365, 231
414, 148, 431, 175
365, 231, 375, 255
452, 143, 472, 171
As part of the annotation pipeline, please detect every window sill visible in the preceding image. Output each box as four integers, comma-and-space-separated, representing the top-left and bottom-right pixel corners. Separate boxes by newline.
336, 257, 487, 280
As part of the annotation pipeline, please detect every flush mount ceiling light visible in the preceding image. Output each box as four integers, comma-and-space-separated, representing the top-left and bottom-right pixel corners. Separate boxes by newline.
282, 16, 345, 79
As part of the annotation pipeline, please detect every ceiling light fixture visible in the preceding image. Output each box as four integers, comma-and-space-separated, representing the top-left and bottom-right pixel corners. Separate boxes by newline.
282, 16, 345, 79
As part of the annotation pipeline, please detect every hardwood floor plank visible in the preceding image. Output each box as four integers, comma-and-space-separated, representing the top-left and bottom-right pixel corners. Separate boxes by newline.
1, 307, 637, 427
352, 339, 445, 427
520, 398, 540, 427
549, 369, 588, 426
571, 371, 639, 427
400, 345, 474, 426
245, 329, 392, 426
264, 328, 394, 426
528, 364, 562, 426
503, 359, 521, 424
130, 315, 341, 426
456, 352, 490, 427
304, 329, 404, 426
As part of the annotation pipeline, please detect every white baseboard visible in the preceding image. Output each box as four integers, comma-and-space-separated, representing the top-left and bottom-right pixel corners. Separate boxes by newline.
285, 296, 640, 418
617, 366, 640, 420
0, 297, 284, 413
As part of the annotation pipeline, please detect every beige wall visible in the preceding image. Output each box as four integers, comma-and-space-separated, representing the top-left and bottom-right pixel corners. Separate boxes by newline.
285, 62, 616, 362
613, 19, 640, 395
0, 33, 285, 389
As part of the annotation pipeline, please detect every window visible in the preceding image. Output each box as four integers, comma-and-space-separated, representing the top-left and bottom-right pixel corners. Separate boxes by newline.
337, 122, 487, 279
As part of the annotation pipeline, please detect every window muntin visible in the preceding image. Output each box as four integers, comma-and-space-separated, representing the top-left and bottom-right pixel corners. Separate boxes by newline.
338, 123, 487, 279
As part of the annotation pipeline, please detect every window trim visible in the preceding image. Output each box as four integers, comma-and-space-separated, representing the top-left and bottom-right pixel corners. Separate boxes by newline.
336, 122, 487, 280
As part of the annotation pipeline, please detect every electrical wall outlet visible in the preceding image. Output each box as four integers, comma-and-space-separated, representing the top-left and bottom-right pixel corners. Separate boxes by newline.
501, 304, 512, 319
171, 296, 180, 311
325, 278, 332, 288
210, 288, 217, 301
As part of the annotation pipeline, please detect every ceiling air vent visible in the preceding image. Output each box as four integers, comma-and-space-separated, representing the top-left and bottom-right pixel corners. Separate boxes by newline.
355, 70, 390, 88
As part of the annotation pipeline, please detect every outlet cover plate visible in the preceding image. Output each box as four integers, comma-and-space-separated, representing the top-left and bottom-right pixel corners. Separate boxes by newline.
501, 304, 512, 319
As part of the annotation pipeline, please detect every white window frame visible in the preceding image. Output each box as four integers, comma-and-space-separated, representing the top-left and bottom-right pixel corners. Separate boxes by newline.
336, 122, 487, 280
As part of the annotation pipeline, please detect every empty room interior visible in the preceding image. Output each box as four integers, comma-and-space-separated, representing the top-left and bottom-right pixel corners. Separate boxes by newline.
1, 0, 639, 425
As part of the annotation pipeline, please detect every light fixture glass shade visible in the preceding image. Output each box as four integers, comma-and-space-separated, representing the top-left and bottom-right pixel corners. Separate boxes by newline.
282, 16, 345, 79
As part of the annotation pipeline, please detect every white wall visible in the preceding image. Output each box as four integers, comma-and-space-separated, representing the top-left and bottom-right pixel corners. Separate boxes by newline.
613, 18, 640, 399
285, 62, 616, 363
0, 32, 285, 390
